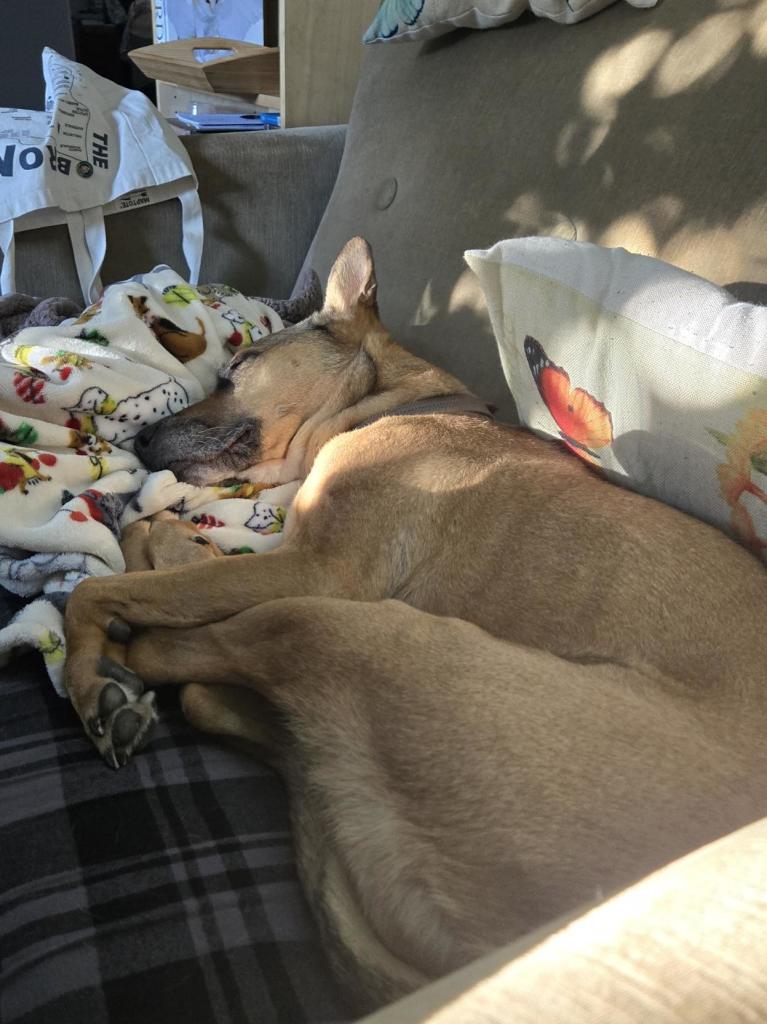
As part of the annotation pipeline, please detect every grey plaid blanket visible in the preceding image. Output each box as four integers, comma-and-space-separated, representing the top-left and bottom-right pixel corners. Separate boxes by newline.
0, 589, 349, 1023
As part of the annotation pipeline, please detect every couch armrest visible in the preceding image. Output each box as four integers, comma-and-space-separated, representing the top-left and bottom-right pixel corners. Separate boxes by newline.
11, 125, 346, 302
361, 817, 767, 1024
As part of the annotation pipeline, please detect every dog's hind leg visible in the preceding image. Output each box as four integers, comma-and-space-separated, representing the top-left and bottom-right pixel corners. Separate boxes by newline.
180, 670, 432, 1011
179, 682, 282, 762
128, 598, 437, 1008
125, 594, 767, 1009
125, 596, 523, 1002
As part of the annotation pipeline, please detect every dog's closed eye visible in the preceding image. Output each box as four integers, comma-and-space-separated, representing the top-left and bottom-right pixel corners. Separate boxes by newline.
222, 344, 268, 380
217, 351, 256, 387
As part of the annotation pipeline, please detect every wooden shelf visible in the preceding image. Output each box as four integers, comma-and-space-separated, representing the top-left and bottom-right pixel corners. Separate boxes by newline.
278, 0, 379, 127
143, 0, 380, 129
129, 37, 280, 97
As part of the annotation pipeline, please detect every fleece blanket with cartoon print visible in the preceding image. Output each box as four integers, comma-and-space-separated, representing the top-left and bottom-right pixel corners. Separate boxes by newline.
0, 267, 299, 694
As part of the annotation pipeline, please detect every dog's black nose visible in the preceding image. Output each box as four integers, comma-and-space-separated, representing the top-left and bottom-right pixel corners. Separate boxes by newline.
133, 420, 162, 458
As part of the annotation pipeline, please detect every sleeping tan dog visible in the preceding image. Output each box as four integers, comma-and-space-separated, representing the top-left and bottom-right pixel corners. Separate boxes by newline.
64, 238, 767, 1011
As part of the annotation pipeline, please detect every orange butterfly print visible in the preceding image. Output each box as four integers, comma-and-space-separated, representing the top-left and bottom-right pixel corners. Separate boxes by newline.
524, 336, 614, 461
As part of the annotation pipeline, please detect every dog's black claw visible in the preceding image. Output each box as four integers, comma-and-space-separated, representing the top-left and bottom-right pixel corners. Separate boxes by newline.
98, 680, 128, 719
98, 656, 144, 696
88, 715, 105, 737
107, 616, 132, 644
105, 748, 126, 771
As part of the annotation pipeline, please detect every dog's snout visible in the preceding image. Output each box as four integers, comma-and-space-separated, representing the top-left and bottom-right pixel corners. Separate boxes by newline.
134, 420, 162, 456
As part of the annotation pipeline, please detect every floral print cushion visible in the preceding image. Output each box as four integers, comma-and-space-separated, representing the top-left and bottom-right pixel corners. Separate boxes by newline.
466, 237, 767, 560
363, 0, 657, 44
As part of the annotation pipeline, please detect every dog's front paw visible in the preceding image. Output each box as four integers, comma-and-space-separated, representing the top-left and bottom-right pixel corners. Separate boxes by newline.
85, 656, 157, 769
64, 582, 157, 768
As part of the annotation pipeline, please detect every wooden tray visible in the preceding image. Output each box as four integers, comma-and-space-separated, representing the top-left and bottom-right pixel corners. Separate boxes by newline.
129, 37, 280, 97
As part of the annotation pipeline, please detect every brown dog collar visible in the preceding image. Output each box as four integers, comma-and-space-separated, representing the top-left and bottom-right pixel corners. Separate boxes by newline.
353, 393, 496, 431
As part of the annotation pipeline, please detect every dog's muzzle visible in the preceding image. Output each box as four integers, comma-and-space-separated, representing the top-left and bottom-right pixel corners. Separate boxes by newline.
134, 416, 262, 482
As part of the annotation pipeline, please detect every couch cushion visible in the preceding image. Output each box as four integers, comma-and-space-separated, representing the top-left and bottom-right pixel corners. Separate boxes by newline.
304, 0, 767, 422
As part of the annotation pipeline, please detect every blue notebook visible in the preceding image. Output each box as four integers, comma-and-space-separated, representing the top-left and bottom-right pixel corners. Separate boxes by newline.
175, 112, 280, 132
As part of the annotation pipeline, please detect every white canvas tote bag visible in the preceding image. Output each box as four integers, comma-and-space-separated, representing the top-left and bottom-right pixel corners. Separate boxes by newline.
0, 48, 203, 303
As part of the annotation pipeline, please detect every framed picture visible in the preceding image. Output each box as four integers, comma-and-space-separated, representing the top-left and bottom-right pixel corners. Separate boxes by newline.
153, 0, 265, 46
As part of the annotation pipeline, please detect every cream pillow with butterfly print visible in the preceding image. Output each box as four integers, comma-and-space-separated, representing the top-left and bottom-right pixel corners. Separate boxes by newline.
465, 238, 767, 560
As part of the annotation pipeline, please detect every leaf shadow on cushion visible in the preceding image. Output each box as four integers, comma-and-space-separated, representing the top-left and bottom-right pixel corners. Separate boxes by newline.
305, 1, 767, 436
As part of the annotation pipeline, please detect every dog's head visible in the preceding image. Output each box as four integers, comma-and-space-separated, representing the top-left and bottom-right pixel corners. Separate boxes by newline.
133, 237, 385, 486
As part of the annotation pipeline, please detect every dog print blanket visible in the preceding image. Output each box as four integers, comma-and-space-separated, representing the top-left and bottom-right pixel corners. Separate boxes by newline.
0, 267, 298, 694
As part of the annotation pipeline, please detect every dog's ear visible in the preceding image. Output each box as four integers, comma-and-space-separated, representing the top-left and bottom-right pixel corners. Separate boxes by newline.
323, 237, 378, 318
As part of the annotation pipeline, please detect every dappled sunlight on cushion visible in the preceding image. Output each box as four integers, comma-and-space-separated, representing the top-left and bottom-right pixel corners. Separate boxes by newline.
412, 279, 440, 326
661, 202, 767, 285
642, 125, 676, 156
579, 122, 611, 164
447, 268, 489, 316
598, 213, 657, 255
581, 29, 672, 120
654, 11, 747, 96
599, 197, 685, 258
596, 200, 767, 286
749, 0, 767, 52
502, 193, 577, 240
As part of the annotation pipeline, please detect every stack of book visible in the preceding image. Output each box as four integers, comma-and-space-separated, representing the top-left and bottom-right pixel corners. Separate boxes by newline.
173, 111, 280, 132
